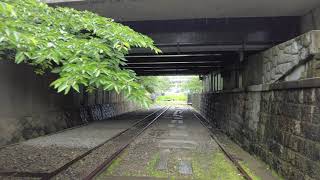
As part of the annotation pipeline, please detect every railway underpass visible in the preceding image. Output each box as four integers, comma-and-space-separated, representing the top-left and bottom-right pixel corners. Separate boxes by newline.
1, 0, 320, 179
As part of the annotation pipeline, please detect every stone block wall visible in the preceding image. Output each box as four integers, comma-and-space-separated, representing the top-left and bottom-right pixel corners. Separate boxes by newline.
191, 30, 320, 180
0, 60, 139, 147
256, 31, 320, 84
258, 88, 320, 180
191, 82, 320, 179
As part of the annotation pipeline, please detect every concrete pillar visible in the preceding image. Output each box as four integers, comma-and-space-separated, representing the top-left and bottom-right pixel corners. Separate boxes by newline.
301, 6, 320, 33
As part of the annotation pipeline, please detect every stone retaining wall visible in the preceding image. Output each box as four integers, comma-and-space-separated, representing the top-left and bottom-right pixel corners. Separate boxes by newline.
192, 31, 320, 179
250, 30, 320, 84
191, 80, 320, 180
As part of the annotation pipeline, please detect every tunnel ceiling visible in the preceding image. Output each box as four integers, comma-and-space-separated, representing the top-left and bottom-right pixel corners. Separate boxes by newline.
124, 53, 238, 76
122, 17, 299, 76
47, 0, 318, 76
47, 0, 320, 21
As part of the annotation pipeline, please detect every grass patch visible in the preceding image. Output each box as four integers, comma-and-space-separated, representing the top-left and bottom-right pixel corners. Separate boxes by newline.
101, 157, 122, 176
238, 161, 262, 180
97, 151, 127, 179
156, 93, 187, 102
192, 152, 244, 180
270, 167, 285, 180
145, 153, 168, 178
155, 100, 187, 106
251, 155, 285, 180
155, 93, 187, 106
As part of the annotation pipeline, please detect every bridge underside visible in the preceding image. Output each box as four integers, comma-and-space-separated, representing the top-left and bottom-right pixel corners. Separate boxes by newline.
123, 18, 299, 75
48, 0, 320, 76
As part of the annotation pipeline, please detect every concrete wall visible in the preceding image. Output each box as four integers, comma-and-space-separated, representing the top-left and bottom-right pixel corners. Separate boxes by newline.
0, 60, 75, 146
301, 7, 320, 33
0, 60, 139, 147
78, 90, 138, 123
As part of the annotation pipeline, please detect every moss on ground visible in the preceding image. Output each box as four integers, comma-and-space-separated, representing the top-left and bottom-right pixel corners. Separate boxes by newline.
97, 151, 127, 179
99, 157, 122, 177
271, 168, 285, 180
238, 161, 262, 180
192, 152, 244, 180
97, 146, 263, 180
145, 153, 168, 178
251, 154, 285, 180
145, 151, 259, 180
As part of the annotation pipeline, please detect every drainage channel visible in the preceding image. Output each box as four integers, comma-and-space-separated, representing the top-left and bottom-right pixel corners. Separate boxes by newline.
83, 106, 170, 180
0, 107, 168, 180
191, 109, 253, 180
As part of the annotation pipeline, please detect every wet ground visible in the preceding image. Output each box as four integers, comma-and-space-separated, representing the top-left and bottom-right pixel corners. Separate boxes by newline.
0, 108, 158, 179
0, 106, 281, 180
98, 107, 259, 180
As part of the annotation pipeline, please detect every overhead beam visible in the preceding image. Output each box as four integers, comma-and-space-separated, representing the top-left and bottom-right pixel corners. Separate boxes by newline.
133, 68, 214, 75
125, 62, 223, 67
126, 53, 237, 63
127, 67, 219, 73
125, 66, 220, 70
123, 17, 299, 53
135, 70, 210, 76
129, 44, 272, 54
125, 53, 224, 58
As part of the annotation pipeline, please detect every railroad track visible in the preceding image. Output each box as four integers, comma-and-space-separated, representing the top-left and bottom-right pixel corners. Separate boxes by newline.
191, 109, 253, 180
83, 106, 170, 180
0, 106, 169, 180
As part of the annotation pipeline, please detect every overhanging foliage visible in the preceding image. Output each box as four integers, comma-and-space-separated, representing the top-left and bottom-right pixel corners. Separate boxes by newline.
0, 0, 161, 107
139, 76, 170, 94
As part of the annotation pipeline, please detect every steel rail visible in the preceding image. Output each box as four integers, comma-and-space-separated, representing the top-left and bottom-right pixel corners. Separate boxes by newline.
191, 109, 253, 180
83, 106, 170, 180
0, 107, 165, 179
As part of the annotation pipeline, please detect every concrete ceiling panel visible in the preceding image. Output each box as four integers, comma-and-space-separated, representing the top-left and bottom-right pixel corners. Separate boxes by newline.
48, 0, 320, 21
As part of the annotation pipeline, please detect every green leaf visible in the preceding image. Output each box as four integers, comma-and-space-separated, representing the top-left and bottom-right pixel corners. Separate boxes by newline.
72, 83, 80, 93
57, 83, 68, 93
95, 70, 100, 77
51, 67, 61, 73
0, 37, 5, 43
0, 0, 160, 106
114, 85, 119, 94
64, 86, 71, 95
127, 86, 131, 95
15, 52, 25, 64
143, 100, 149, 109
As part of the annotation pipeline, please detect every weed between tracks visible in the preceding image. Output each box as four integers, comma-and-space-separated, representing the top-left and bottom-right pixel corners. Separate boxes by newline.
97, 150, 128, 178
99, 146, 261, 179
144, 150, 261, 180
96, 137, 262, 179
191, 151, 244, 180
145, 153, 167, 177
